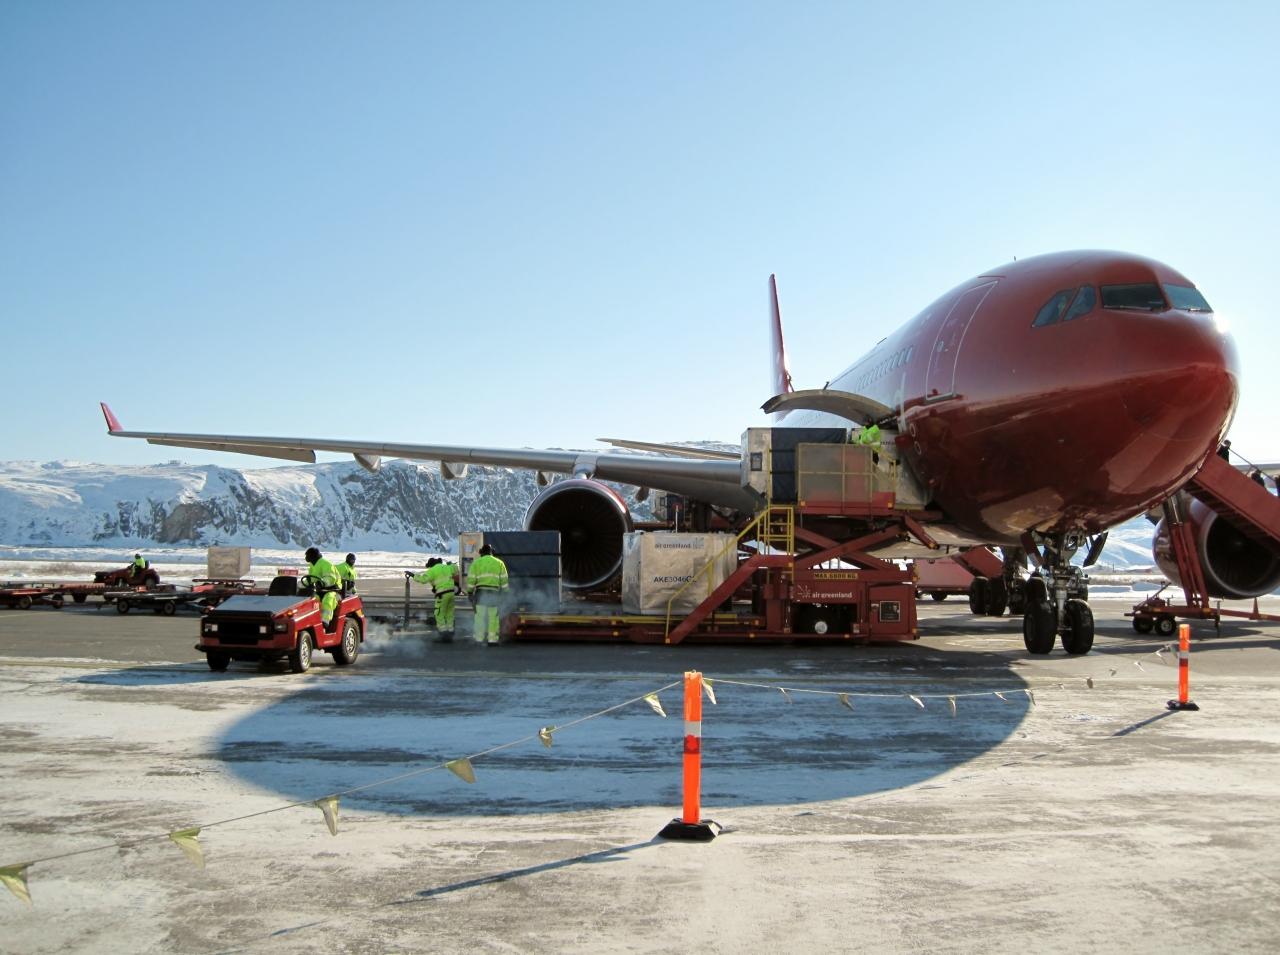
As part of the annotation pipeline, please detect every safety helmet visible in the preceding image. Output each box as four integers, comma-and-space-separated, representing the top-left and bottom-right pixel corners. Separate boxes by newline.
305, 547, 321, 563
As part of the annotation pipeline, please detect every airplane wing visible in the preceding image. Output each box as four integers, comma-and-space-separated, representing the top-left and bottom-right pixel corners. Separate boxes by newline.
100, 403, 760, 511
596, 438, 740, 460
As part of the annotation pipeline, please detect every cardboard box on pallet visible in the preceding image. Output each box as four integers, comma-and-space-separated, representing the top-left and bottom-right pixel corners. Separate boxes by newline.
621, 531, 738, 615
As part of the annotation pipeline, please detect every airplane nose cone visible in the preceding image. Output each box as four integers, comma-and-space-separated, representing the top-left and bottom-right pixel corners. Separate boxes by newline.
1117, 311, 1239, 446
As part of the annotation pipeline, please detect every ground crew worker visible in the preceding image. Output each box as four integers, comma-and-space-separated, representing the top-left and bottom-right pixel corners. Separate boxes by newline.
303, 547, 341, 628
131, 553, 148, 578
335, 553, 358, 594
408, 558, 461, 642
466, 544, 509, 646
855, 422, 882, 465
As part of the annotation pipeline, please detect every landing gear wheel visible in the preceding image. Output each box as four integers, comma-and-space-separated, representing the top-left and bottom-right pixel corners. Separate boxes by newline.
1155, 616, 1177, 637
161, 601, 177, 616
1023, 602, 1057, 654
206, 651, 230, 672
1025, 576, 1048, 604
968, 577, 989, 615
1061, 599, 1094, 655
1132, 617, 1154, 634
333, 619, 361, 666
289, 630, 314, 673
1008, 583, 1026, 616
116, 598, 130, 614
985, 577, 1008, 617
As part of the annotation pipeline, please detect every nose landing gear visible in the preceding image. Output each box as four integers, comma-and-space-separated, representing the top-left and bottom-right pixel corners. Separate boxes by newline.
1019, 532, 1097, 655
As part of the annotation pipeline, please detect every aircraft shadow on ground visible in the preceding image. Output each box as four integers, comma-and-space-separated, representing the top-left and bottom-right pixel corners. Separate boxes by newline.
207, 665, 1032, 816
71, 662, 358, 687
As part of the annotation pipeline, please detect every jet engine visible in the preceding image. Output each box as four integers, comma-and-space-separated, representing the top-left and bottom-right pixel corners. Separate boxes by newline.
1153, 498, 1280, 599
523, 478, 634, 590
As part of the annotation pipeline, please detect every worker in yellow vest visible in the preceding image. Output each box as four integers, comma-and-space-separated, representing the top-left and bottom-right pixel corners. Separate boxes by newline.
856, 422, 882, 465
335, 553, 358, 594
303, 547, 341, 627
466, 544, 509, 646
408, 557, 461, 642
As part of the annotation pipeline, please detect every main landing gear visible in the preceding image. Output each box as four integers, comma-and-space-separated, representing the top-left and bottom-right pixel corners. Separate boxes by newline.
1018, 531, 1100, 656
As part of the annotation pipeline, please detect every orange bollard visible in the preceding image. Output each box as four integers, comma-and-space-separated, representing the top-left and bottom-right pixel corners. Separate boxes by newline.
658, 671, 720, 841
1166, 623, 1200, 711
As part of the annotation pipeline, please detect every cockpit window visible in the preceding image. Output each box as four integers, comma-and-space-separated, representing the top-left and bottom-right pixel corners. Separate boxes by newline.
1063, 285, 1096, 322
1033, 289, 1074, 327
1101, 283, 1167, 311
1164, 284, 1213, 312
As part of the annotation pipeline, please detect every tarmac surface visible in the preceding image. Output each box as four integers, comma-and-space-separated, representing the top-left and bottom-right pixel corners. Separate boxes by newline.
3, 592, 1280, 954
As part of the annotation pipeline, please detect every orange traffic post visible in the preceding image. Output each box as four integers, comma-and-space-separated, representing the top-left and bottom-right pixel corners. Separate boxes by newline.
658, 671, 720, 841
1166, 623, 1200, 711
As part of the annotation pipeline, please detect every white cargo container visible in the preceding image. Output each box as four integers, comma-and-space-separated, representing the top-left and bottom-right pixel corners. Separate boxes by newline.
621, 531, 739, 615
207, 546, 251, 580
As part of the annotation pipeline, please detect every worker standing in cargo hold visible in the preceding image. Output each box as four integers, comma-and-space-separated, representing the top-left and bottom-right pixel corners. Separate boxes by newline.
336, 553, 358, 594
303, 547, 341, 627
466, 544, 508, 645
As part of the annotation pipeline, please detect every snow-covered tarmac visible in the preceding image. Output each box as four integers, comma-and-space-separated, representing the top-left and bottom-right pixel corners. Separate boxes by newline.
3, 600, 1280, 953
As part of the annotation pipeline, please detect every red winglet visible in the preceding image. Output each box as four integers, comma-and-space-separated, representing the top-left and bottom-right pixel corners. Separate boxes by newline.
100, 402, 123, 433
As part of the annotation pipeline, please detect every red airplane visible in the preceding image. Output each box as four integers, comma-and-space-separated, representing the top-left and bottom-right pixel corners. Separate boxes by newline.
100, 249, 1242, 653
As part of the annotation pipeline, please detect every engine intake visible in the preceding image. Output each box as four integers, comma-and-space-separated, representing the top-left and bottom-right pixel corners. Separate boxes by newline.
1153, 498, 1280, 599
524, 478, 634, 590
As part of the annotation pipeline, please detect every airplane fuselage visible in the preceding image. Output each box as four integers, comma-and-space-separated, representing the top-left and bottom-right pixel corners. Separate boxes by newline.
783, 251, 1239, 545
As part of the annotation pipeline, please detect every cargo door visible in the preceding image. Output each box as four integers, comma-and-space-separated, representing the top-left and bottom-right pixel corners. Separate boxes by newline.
924, 281, 997, 401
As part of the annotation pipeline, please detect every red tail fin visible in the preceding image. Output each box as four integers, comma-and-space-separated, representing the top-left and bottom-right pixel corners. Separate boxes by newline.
100, 402, 122, 433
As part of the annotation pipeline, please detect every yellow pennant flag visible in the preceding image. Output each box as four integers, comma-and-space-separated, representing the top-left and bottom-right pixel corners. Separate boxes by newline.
446, 758, 476, 784
644, 694, 667, 718
909, 694, 925, 709
315, 796, 339, 836
838, 693, 853, 711
703, 680, 717, 706
0, 863, 32, 906
538, 726, 555, 749
948, 696, 957, 717
168, 828, 205, 870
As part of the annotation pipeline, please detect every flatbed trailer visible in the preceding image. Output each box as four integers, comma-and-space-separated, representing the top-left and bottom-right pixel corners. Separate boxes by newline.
0, 583, 69, 610
110, 579, 262, 615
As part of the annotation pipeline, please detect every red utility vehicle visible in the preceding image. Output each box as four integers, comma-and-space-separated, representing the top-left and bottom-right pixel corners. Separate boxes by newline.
95, 564, 160, 588
197, 575, 364, 673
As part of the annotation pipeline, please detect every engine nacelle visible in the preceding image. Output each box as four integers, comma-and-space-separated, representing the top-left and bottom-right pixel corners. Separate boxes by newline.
523, 478, 634, 590
1153, 498, 1280, 599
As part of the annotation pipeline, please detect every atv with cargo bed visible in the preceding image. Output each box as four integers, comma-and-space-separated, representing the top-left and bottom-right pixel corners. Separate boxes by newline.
197, 574, 364, 673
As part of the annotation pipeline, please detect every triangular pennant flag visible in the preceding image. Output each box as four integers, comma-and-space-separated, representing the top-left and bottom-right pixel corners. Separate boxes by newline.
168, 828, 205, 870
994, 691, 1008, 703
0, 863, 32, 906
703, 680, 717, 706
1133, 660, 1146, 672
315, 796, 339, 836
1086, 677, 1095, 689
1108, 667, 1118, 677
838, 693, 853, 711
909, 694, 925, 709
779, 687, 793, 704
1155, 646, 1169, 664
948, 696, 957, 717
446, 758, 476, 784
644, 694, 667, 718
1024, 688, 1035, 706
538, 726, 555, 749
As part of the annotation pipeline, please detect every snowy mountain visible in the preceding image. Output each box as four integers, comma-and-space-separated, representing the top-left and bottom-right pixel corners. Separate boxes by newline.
0, 458, 1160, 567
0, 458, 650, 552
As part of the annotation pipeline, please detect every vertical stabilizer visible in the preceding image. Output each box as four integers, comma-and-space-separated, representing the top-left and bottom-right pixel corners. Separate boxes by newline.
769, 275, 793, 416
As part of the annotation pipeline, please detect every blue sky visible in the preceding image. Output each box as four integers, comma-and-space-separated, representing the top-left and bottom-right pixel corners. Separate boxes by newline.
3, 1, 1277, 467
